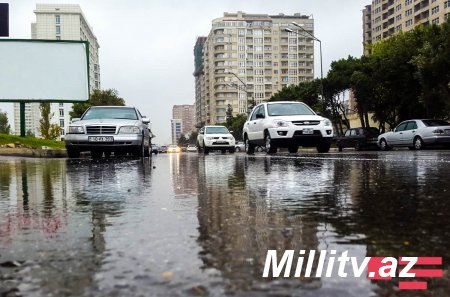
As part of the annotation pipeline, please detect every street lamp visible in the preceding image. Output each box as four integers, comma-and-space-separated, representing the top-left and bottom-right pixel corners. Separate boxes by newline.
285, 23, 324, 102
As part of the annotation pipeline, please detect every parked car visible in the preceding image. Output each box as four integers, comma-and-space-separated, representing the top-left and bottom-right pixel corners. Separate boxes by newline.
197, 125, 236, 154
336, 127, 380, 151
65, 106, 151, 158
151, 144, 159, 154
186, 145, 197, 152
242, 101, 334, 154
235, 142, 245, 152
378, 119, 450, 150
159, 145, 168, 153
167, 144, 180, 153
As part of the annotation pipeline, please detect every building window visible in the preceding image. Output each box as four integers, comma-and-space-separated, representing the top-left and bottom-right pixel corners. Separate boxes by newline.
432, 18, 440, 24
60, 119, 65, 127
56, 25, 61, 34
405, 0, 412, 5
405, 9, 413, 16
56, 36, 61, 40
59, 109, 64, 117
405, 19, 413, 27
396, 14, 402, 21
446, 13, 450, 20
55, 15, 60, 24
431, 6, 439, 14
445, 1, 450, 8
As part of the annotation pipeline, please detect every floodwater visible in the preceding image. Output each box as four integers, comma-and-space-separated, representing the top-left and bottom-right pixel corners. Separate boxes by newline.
1, 151, 450, 297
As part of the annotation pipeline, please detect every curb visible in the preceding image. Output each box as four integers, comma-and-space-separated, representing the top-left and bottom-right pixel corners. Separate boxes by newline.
0, 148, 67, 158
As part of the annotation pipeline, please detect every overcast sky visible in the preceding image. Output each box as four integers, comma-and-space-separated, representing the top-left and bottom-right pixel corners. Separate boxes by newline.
1, 0, 370, 144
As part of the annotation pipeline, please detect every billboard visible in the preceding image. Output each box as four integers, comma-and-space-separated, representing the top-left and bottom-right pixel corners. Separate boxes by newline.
0, 39, 89, 102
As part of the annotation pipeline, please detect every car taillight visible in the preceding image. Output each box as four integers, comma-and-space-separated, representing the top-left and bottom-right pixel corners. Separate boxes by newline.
433, 129, 445, 135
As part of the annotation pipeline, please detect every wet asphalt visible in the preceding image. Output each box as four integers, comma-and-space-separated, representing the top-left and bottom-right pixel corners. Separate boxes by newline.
1, 150, 450, 297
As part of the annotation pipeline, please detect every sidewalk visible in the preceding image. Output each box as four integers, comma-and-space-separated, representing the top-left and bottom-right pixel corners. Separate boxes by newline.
0, 148, 67, 158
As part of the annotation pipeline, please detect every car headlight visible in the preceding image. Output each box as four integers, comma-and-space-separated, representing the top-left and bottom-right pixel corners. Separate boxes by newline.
323, 119, 332, 127
273, 120, 288, 127
118, 126, 141, 134
68, 126, 84, 134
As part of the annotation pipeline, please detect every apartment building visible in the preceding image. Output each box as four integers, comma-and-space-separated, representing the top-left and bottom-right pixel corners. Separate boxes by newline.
14, 4, 100, 138
201, 12, 315, 124
364, 0, 450, 51
194, 37, 207, 127
171, 104, 195, 143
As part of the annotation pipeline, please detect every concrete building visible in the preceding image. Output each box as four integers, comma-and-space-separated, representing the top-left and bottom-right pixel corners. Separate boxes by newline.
170, 119, 182, 144
201, 12, 315, 124
364, 0, 450, 47
194, 37, 207, 128
14, 4, 100, 138
172, 104, 195, 136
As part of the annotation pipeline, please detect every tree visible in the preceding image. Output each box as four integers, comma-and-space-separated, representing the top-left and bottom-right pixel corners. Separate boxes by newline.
39, 103, 60, 140
70, 89, 126, 118
0, 111, 11, 134
219, 113, 247, 141
177, 134, 189, 146
269, 79, 321, 110
189, 131, 198, 144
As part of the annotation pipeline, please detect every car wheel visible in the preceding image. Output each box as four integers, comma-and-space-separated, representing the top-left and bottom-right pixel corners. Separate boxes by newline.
203, 142, 209, 155
235, 147, 241, 152
91, 150, 102, 159
265, 133, 277, 154
67, 148, 80, 158
379, 138, 390, 151
245, 136, 255, 155
288, 145, 299, 153
355, 142, 361, 151
144, 142, 150, 157
414, 136, 425, 150
133, 139, 145, 157
229, 147, 235, 154
316, 141, 331, 153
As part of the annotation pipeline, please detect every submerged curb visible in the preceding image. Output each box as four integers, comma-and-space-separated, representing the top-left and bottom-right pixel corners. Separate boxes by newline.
0, 148, 67, 158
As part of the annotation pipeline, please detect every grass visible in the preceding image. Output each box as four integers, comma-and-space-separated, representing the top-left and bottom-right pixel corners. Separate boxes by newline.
0, 134, 65, 149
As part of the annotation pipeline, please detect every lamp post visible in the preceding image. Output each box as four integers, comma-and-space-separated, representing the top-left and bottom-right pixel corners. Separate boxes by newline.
226, 71, 253, 114
285, 24, 324, 102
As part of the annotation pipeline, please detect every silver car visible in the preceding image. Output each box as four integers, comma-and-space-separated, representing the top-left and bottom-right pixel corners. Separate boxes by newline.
378, 119, 450, 150
65, 106, 151, 158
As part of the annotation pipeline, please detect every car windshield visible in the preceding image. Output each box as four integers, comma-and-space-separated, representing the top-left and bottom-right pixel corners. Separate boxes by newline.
422, 120, 450, 127
205, 127, 229, 134
267, 103, 315, 116
82, 107, 138, 120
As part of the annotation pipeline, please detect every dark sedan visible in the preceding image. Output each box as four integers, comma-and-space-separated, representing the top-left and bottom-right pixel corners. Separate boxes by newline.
336, 127, 380, 152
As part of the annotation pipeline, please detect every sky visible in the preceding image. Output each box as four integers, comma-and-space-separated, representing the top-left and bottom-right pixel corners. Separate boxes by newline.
1, 0, 370, 144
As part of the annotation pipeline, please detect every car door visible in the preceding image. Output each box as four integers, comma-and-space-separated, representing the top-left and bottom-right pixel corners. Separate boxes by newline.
254, 104, 266, 142
246, 105, 262, 141
198, 127, 205, 145
402, 121, 418, 146
388, 122, 408, 146
340, 129, 352, 148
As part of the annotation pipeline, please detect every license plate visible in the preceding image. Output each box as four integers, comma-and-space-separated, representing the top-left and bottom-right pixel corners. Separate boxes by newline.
89, 136, 114, 142
216, 141, 227, 144
303, 128, 314, 135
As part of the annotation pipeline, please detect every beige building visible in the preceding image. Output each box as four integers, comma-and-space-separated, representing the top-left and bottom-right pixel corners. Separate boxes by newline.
172, 104, 195, 143
364, 0, 450, 51
14, 4, 100, 138
201, 12, 315, 124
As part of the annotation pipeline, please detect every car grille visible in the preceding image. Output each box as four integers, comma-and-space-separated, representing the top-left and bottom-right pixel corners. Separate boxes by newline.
291, 120, 320, 126
86, 126, 116, 135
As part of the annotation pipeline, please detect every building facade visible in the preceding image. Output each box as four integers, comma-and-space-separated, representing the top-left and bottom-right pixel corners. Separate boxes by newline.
170, 119, 182, 144
201, 12, 315, 124
364, 0, 450, 47
14, 4, 100, 138
194, 37, 207, 128
172, 104, 195, 137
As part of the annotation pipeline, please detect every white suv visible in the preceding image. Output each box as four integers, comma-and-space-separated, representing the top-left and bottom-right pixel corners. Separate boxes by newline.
197, 125, 236, 154
242, 101, 334, 154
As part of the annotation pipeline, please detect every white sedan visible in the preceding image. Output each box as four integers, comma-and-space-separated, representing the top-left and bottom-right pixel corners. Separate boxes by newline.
378, 119, 450, 150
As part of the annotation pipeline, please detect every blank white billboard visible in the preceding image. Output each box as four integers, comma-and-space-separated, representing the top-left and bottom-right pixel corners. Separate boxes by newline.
0, 40, 89, 101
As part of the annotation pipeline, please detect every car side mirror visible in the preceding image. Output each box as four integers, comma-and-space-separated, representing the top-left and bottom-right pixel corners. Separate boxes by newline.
316, 112, 322, 116
199, 131, 204, 135
142, 117, 150, 124
71, 118, 80, 123
256, 113, 265, 119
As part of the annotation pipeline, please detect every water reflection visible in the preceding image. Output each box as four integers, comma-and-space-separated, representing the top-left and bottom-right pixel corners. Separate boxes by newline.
195, 153, 450, 296
0, 157, 152, 296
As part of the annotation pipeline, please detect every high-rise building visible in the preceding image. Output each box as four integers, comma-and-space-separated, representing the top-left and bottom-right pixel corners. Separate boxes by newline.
172, 104, 195, 136
201, 12, 314, 124
364, 0, 450, 48
194, 37, 207, 128
14, 4, 100, 138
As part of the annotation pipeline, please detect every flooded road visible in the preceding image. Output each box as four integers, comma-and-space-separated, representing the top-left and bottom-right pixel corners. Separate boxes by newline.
1, 151, 450, 297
